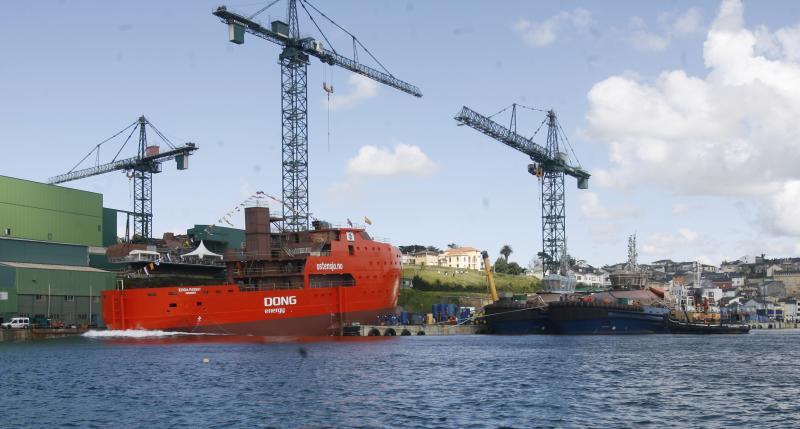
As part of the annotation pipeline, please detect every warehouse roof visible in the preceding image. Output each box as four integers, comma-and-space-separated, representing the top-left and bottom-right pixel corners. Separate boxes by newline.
0, 261, 110, 273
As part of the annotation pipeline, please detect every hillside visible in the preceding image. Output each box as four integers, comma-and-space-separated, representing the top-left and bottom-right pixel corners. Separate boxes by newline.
398, 264, 540, 313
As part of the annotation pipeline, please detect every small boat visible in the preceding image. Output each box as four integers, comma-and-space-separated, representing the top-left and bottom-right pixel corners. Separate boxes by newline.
667, 317, 750, 334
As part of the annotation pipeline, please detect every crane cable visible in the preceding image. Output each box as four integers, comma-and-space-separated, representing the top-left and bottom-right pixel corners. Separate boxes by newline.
300, 0, 396, 77
66, 120, 138, 174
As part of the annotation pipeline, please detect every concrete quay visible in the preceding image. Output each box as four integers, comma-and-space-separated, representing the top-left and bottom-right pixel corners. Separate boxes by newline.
343, 324, 486, 336
749, 322, 800, 330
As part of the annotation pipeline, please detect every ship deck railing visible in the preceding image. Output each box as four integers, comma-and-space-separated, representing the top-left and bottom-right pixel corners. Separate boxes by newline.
225, 250, 331, 260
109, 254, 225, 267
239, 283, 304, 291
231, 267, 304, 276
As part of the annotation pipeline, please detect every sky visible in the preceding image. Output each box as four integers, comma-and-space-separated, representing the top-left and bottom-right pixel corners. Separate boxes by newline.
2, 0, 800, 268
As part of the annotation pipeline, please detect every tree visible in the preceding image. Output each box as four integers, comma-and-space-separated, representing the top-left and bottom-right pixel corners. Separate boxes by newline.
399, 244, 426, 254
493, 257, 508, 274
447, 243, 459, 249
426, 246, 441, 253
500, 244, 513, 262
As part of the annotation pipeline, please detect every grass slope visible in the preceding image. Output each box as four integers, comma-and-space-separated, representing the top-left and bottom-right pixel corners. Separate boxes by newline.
398, 264, 541, 313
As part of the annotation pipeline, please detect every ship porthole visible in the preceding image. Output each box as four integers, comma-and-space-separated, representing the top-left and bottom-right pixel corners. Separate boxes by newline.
401, 329, 411, 336
384, 328, 396, 336
368, 328, 381, 336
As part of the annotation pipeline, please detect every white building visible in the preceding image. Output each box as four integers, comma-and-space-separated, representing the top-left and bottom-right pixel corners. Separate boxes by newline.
412, 251, 440, 266
439, 247, 483, 271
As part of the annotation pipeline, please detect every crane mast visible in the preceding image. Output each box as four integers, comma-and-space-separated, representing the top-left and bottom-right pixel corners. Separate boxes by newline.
214, 1, 421, 231
455, 105, 589, 278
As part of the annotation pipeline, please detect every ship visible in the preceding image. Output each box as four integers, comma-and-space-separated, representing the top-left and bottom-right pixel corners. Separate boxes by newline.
545, 290, 669, 334
482, 294, 555, 334
483, 234, 671, 335
102, 206, 401, 336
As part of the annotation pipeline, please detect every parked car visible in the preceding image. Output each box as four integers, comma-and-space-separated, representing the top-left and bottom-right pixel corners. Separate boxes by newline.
1, 317, 30, 329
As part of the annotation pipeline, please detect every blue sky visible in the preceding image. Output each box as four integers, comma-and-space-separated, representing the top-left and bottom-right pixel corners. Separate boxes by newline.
3, 1, 800, 268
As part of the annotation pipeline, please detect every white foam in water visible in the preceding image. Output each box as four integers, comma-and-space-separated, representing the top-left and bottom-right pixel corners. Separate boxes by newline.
83, 329, 205, 338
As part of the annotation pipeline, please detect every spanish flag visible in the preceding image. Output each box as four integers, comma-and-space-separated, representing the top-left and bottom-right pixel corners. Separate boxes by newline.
364, 216, 372, 225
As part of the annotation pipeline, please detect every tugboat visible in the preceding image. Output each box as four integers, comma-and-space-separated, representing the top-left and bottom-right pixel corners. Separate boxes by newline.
665, 265, 750, 334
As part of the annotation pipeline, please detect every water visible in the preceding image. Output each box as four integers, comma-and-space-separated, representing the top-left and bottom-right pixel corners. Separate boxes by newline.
2, 330, 800, 428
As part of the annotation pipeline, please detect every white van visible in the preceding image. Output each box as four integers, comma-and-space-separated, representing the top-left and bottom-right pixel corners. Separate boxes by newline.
1, 317, 30, 329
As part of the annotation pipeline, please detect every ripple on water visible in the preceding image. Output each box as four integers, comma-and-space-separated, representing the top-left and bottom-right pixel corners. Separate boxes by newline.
1, 332, 800, 427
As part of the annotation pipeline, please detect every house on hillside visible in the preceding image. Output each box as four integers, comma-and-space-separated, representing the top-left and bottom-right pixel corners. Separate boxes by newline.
772, 270, 800, 297
439, 247, 482, 270
412, 251, 440, 267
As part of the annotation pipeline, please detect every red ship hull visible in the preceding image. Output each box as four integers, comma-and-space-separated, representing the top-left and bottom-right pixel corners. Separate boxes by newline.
102, 283, 398, 336
102, 217, 402, 336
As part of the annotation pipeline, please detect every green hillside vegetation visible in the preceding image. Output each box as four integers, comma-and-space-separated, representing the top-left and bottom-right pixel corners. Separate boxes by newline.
401, 264, 540, 294
398, 289, 488, 314
398, 265, 540, 314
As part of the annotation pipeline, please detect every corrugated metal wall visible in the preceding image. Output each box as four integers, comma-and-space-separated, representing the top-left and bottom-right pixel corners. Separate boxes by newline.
102, 208, 118, 246
0, 175, 103, 246
14, 267, 114, 296
0, 238, 88, 266
0, 265, 17, 316
187, 224, 245, 253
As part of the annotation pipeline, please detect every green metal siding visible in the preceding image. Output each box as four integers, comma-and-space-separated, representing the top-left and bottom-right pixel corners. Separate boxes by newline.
14, 267, 114, 296
187, 224, 245, 253
0, 266, 17, 315
102, 208, 118, 246
0, 175, 103, 246
0, 238, 88, 266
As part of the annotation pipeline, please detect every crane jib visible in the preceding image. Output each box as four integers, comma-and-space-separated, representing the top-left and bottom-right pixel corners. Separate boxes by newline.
213, 7, 422, 98
454, 106, 590, 187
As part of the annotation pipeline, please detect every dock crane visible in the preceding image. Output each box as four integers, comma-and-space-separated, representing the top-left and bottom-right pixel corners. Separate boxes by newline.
48, 116, 198, 241
213, 0, 422, 232
455, 105, 590, 285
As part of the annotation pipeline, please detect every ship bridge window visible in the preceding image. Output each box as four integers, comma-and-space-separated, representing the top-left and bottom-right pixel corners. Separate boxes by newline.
310, 274, 356, 288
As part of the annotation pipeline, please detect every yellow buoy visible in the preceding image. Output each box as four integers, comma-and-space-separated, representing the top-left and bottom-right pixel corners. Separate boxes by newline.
202, 357, 210, 364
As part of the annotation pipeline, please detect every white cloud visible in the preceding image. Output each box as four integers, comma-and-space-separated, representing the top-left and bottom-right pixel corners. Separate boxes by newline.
641, 228, 699, 257
579, 192, 638, 220
671, 203, 689, 215
629, 7, 704, 52
346, 143, 437, 178
326, 74, 377, 110
513, 9, 593, 47
673, 7, 704, 36
587, 0, 800, 236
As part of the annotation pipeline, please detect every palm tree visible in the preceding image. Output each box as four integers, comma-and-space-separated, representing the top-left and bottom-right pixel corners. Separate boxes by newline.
500, 244, 513, 262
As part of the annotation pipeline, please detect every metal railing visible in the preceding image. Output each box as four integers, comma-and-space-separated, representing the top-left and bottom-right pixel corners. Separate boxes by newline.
231, 266, 304, 276
238, 283, 304, 291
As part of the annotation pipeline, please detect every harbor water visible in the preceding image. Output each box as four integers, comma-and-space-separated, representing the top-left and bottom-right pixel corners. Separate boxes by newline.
2, 330, 800, 428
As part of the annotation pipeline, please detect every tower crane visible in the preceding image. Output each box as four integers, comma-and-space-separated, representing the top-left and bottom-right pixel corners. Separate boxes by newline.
454, 105, 590, 284
213, 0, 422, 232
48, 116, 198, 241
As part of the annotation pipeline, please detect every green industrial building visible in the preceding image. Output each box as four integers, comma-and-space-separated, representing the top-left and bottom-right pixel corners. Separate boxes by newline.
0, 175, 116, 326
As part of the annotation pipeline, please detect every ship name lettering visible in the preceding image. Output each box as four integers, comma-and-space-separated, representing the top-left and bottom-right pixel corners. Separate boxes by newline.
316, 262, 344, 271
264, 296, 297, 307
